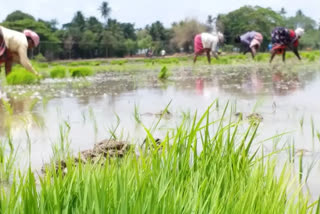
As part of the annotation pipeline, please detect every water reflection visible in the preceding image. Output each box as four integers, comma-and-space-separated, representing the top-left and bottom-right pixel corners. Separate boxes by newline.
1, 65, 320, 198
0, 96, 44, 136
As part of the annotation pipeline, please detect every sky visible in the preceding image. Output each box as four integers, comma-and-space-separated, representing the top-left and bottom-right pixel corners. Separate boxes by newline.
1, 0, 319, 28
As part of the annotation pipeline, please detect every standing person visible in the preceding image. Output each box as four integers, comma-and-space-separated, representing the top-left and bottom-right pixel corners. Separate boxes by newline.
0, 26, 40, 76
234, 31, 263, 59
193, 32, 224, 64
269, 27, 304, 63
160, 49, 166, 57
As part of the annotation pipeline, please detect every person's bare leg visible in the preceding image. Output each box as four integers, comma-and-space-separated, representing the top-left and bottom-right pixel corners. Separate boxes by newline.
5, 60, 13, 76
270, 50, 276, 63
206, 50, 211, 64
282, 50, 286, 63
193, 54, 198, 64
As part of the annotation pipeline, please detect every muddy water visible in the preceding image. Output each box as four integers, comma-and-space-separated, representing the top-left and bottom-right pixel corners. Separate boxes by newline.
1, 63, 320, 198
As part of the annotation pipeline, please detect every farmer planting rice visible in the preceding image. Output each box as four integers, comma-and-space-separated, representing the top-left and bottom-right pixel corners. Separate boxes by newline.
269, 27, 304, 63
0, 26, 40, 76
234, 31, 263, 59
193, 31, 224, 64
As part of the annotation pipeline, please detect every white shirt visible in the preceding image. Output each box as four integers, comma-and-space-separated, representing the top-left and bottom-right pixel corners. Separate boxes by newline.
0, 26, 37, 74
201, 33, 219, 52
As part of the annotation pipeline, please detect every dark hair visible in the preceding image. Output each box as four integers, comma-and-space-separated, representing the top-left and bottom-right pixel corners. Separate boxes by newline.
26, 36, 34, 45
234, 36, 241, 43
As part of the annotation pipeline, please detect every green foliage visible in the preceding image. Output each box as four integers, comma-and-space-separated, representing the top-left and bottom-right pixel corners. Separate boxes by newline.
137, 30, 153, 50
300, 30, 320, 49
218, 6, 285, 49
144, 58, 180, 65
6, 68, 39, 85
33, 61, 49, 69
69, 67, 93, 77
171, 18, 207, 52
254, 53, 269, 62
286, 11, 317, 31
110, 59, 128, 65
34, 53, 47, 62
50, 66, 67, 78
5, 10, 35, 22
68, 61, 101, 66
158, 66, 171, 79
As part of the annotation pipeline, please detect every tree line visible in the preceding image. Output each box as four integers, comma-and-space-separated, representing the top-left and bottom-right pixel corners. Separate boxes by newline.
1, 2, 319, 60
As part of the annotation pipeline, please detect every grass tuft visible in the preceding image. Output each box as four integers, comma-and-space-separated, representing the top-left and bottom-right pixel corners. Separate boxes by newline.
50, 66, 67, 78
6, 68, 39, 85
69, 67, 94, 78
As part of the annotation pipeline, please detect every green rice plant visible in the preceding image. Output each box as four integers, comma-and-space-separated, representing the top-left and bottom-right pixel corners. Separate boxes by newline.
50, 66, 67, 78
254, 53, 269, 62
89, 107, 98, 138
0, 134, 16, 182
133, 103, 141, 124
307, 55, 316, 62
69, 67, 93, 78
34, 53, 47, 62
317, 130, 320, 143
51, 121, 71, 161
6, 68, 39, 85
68, 61, 101, 66
311, 116, 315, 139
110, 59, 128, 65
0, 104, 317, 213
286, 52, 295, 59
35, 62, 49, 69
158, 66, 171, 80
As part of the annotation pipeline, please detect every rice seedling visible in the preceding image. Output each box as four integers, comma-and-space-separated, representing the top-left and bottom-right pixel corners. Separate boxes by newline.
158, 66, 171, 80
133, 103, 141, 124
6, 68, 39, 85
317, 130, 320, 143
110, 59, 128, 65
0, 135, 16, 182
69, 67, 94, 78
300, 115, 304, 131
108, 113, 121, 140
0, 103, 317, 213
89, 107, 98, 138
51, 121, 71, 161
50, 66, 67, 78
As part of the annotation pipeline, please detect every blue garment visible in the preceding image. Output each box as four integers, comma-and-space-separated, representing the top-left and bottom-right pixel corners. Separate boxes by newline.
240, 31, 257, 48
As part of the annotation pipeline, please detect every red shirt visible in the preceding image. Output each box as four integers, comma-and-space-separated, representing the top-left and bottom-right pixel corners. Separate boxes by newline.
289, 30, 299, 47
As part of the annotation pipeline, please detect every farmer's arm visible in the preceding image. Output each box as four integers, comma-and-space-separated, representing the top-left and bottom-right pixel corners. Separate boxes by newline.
212, 51, 219, 60
211, 41, 219, 59
18, 46, 39, 75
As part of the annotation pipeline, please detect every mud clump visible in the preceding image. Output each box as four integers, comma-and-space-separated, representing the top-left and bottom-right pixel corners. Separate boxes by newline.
42, 139, 131, 174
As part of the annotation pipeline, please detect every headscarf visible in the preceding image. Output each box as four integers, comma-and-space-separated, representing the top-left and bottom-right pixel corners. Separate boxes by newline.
23, 29, 40, 47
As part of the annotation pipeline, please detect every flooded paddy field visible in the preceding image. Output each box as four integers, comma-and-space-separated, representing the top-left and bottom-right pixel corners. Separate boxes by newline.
1, 60, 320, 207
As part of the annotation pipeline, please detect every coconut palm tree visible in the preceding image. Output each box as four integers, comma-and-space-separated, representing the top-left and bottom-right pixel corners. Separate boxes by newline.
99, 1, 111, 22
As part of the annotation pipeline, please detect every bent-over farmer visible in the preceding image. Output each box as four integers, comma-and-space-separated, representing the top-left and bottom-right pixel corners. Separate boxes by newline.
193, 32, 224, 64
0, 26, 40, 76
234, 31, 263, 59
269, 27, 304, 63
